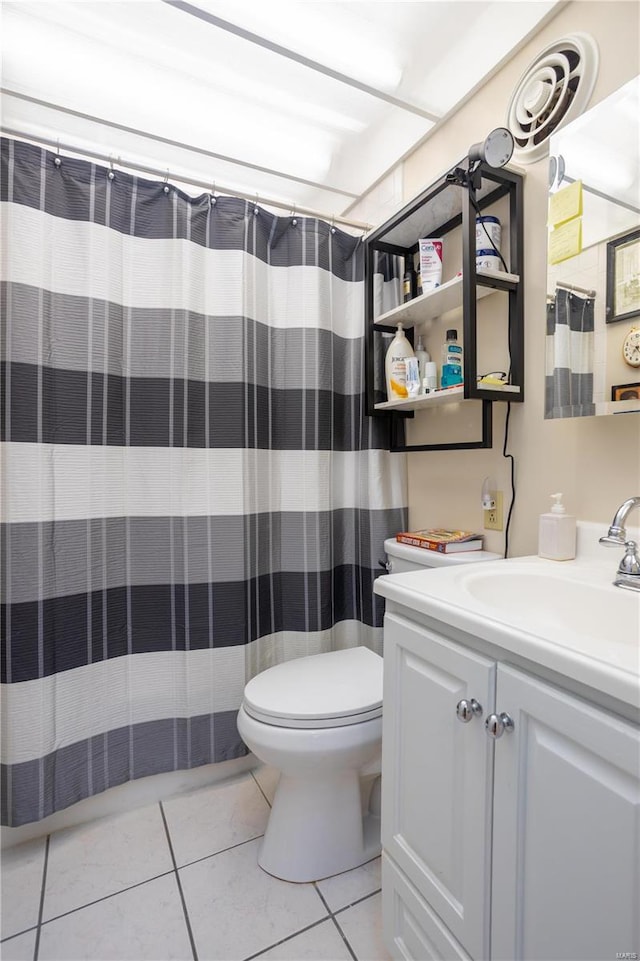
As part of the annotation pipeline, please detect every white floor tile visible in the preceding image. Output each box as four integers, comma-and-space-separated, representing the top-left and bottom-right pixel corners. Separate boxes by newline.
163, 773, 271, 867
251, 765, 280, 805
335, 892, 391, 961
316, 857, 381, 913
179, 837, 328, 961
256, 918, 353, 960
0, 837, 46, 939
43, 803, 173, 921
37, 874, 192, 961
0, 929, 38, 961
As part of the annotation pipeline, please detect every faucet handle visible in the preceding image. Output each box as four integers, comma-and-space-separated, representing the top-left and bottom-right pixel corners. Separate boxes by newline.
619, 541, 640, 577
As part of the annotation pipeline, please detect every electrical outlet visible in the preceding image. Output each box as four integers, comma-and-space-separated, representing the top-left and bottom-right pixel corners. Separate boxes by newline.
484, 490, 503, 531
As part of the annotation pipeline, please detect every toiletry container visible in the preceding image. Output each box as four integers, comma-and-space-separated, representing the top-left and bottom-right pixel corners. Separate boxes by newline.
440, 329, 463, 387
414, 336, 430, 387
538, 493, 576, 560
385, 323, 415, 400
422, 361, 438, 394
403, 258, 417, 303
418, 239, 443, 291
475, 215, 501, 252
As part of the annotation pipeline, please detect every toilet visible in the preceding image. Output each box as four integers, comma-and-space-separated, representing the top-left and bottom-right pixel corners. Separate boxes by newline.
237, 537, 500, 883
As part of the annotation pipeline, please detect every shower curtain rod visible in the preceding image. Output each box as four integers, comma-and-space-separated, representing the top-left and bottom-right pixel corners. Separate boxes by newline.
548, 280, 597, 300
2, 127, 371, 232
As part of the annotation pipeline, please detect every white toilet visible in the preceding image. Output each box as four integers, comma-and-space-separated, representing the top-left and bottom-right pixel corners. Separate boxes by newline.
237, 537, 500, 883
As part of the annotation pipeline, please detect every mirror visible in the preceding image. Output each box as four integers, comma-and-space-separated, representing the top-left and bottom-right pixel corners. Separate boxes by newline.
545, 75, 640, 418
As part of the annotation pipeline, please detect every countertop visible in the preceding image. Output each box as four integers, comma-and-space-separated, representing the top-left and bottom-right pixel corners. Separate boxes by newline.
375, 528, 640, 714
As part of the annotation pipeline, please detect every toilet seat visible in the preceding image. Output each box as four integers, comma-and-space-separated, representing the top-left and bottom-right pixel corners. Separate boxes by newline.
242, 647, 383, 729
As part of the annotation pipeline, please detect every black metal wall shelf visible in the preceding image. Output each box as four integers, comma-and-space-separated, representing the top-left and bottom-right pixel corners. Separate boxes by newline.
365, 160, 524, 452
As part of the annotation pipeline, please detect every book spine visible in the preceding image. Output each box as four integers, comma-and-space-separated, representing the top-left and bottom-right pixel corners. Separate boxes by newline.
396, 535, 449, 552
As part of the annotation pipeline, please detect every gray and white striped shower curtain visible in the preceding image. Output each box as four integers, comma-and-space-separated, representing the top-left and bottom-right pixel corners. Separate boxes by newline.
0, 138, 407, 826
545, 287, 595, 418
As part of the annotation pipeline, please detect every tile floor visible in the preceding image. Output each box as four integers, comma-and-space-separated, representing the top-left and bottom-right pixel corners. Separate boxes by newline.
0, 766, 390, 961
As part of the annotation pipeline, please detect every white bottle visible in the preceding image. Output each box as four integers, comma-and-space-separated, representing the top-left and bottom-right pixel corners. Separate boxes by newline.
385, 323, 415, 401
538, 493, 576, 561
414, 335, 430, 388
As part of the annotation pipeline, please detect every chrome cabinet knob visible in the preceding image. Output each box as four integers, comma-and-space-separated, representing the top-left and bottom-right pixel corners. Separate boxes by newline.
485, 712, 515, 738
456, 698, 483, 722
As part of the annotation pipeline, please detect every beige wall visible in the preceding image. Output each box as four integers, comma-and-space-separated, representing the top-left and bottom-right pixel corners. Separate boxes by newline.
368, 1, 640, 555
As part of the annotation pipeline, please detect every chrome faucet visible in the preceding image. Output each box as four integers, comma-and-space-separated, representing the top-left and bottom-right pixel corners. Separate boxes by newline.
600, 497, 640, 591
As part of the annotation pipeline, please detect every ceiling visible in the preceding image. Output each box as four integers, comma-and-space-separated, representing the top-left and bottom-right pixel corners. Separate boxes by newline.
1, 1, 560, 221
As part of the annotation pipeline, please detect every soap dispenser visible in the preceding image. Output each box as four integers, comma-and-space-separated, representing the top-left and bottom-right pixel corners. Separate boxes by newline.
538, 493, 576, 561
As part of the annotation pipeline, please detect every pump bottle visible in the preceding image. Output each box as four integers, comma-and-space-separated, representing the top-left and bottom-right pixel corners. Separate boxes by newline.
538, 493, 576, 560
385, 323, 415, 400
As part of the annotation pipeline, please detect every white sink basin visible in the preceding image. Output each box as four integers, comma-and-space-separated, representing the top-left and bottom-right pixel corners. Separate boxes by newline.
374, 542, 640, 709
459, 567, 640, 647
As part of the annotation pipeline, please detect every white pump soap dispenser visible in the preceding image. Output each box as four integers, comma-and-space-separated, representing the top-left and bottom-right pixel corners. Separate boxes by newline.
538, 493, 576, 561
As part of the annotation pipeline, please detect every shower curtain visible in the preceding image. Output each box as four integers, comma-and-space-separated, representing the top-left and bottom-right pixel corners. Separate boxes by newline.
545, 287, 595, 418
0, 138, 407, 826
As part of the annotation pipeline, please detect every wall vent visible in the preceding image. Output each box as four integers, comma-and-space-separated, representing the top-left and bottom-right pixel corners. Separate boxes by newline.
506, 33, 599, 164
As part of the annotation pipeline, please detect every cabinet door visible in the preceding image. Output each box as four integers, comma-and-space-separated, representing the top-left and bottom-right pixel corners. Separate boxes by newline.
491, 664, 640, 961
382, 612, 496, 960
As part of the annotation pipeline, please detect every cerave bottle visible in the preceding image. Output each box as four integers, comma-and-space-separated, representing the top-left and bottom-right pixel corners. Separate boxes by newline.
385, 323, 415, 400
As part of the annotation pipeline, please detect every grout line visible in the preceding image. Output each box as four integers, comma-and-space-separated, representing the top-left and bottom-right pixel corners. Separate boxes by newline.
177, 833, 265, 870
33, 869, 177, 928
333, 886, 383, 916
330, 913, 358, 961
32, 834, 49, 961
242, 916, 332, 961
0, 925, 38, 946
249, 769, 273, 809
159, 801, 199, 961
313, 884, 359, 961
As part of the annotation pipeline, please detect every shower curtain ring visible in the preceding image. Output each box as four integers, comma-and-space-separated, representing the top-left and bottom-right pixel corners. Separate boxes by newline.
330, 215, 336, 235
163, 169, 170, 194
254, 193, 260, 215
108, 155, 116, 181
210, 181, 217, 205
291, 202, 297, 227
54, 139, 62, 168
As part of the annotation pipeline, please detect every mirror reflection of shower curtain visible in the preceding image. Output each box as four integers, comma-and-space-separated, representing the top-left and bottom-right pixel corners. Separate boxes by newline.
545, 288, 595, 418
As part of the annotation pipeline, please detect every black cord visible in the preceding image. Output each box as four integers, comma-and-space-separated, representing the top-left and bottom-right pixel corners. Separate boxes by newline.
469, 193, 509, 272
502, 402, 516, 559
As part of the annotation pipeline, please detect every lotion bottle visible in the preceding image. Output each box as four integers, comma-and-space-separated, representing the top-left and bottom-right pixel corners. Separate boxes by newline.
385, 323, 415, 401
538, 493, 576, 560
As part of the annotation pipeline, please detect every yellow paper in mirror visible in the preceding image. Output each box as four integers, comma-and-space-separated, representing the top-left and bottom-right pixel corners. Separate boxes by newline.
548, 218, 583, 265
549, 180, 583, 227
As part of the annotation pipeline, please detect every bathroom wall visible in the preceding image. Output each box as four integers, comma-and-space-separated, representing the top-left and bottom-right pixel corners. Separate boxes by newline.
351, 0, 640, 556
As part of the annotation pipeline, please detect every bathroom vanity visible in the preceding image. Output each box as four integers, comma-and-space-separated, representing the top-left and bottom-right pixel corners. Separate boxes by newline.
375, 531, 640, 961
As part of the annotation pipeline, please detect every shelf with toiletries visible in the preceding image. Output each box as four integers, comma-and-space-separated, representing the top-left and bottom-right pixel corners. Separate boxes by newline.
373, 269, 520, 330
364, 159, 524, 451
375, 382, 521, 412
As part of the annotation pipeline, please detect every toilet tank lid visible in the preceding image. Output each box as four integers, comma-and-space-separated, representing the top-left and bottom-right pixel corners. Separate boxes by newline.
243, 647, 383, 722
384, 537, 502, 565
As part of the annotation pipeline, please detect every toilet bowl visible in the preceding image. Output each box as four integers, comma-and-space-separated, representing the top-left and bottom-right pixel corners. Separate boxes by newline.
239, 539, 501, 883
237, 646, 383, 883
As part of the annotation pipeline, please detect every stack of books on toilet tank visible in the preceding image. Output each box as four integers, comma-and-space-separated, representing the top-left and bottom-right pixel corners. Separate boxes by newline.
396, 528, 483, 553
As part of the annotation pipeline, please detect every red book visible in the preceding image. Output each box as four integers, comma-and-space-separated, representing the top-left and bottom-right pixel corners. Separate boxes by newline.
396, 529, 483, 553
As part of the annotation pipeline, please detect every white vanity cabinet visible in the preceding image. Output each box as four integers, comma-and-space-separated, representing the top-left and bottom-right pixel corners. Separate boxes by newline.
381, 610, 640, 961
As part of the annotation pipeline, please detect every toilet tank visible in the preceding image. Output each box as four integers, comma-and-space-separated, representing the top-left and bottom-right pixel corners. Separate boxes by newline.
383, 537, 501, 574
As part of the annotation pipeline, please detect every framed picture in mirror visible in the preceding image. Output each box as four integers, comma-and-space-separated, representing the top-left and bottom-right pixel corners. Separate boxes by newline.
611, 382, 640, 402
606, 228, 640, 324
